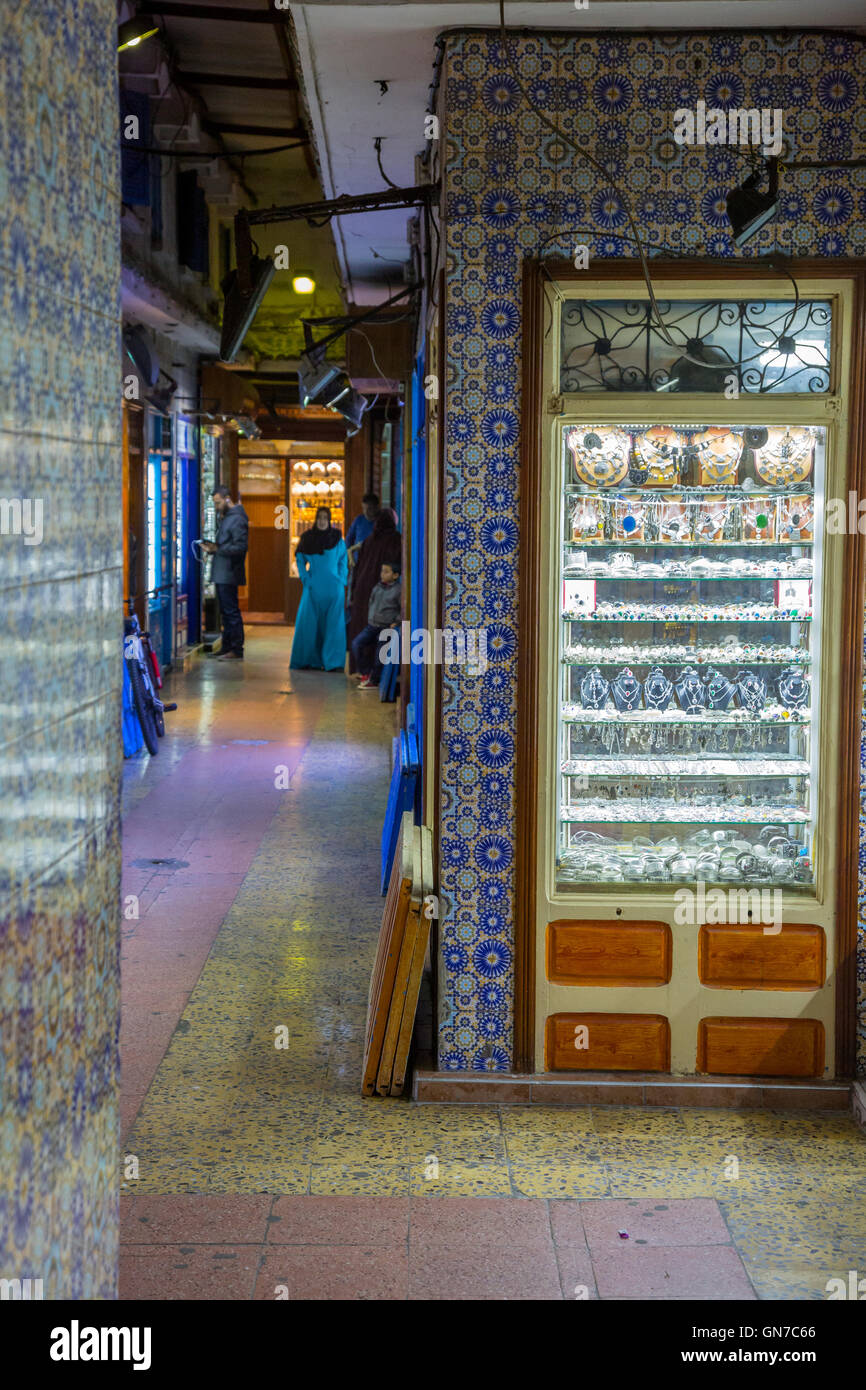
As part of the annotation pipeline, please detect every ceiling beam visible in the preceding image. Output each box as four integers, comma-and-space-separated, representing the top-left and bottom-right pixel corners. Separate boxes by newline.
175, 71, 298, 91
258, 417, 347, 443
142, 3, 277, 21
120, 28, 257, 203
270, 16, 316, 181
211, 122, 307, 140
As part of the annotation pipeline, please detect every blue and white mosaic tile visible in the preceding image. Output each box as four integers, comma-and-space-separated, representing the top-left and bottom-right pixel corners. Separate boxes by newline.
437, 28, 866, 1072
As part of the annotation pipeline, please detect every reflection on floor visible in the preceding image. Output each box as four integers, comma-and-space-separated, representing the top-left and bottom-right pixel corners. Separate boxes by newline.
120, 629, 866, 1300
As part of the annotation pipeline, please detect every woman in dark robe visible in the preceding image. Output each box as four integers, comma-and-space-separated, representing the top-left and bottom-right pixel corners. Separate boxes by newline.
290, 506, 348, 671
347, 508, 402, 673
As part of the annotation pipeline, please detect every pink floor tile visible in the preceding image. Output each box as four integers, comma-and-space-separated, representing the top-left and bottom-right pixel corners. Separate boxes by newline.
553, 1244, 599, 1300
592, 1245, 756, 1300
408, 1245, 562, 1300
253, 1247, 409, 1300
409, 1196, 553, 1251
268, 1195, 408, 1246
119, 1245, 260, 1300
122, 1195, 273, 1245
557, 1198, 731, 1251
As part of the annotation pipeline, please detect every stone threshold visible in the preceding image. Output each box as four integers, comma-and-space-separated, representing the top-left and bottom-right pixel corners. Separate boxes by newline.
172, 643, 205, 673
412, 1066, 851, 1109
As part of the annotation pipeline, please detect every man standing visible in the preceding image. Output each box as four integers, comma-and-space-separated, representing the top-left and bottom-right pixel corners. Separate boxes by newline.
202, 486, 249, 661
345, 492, 379, 567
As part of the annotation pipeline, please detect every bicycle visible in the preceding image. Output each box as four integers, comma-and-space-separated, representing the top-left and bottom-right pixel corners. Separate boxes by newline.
123, 612, 177, 755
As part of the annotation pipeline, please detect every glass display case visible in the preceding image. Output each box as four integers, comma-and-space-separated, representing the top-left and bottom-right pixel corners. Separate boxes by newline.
556, 422, 824, 894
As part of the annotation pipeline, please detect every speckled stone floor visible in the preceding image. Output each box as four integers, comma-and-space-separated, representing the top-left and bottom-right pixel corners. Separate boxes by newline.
120, 629, 866, 1300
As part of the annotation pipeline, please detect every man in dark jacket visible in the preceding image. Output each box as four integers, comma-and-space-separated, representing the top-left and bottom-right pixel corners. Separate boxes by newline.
202, 486, 249, 661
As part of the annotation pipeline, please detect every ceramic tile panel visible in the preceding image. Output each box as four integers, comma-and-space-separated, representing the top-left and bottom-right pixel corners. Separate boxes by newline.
437, 28, 866, 1071
0, 0, 122, 1298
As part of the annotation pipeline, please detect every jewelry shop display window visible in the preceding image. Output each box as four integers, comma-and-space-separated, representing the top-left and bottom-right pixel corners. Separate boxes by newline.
557, 420, 824, 894
527, 272, 860, 1081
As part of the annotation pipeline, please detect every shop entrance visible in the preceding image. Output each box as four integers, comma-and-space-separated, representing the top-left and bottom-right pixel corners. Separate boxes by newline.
517, 264, 864, 1086
146, 417, 174, 669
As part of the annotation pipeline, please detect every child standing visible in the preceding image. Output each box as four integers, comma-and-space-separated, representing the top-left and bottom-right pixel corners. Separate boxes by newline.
351, 562, 401, 689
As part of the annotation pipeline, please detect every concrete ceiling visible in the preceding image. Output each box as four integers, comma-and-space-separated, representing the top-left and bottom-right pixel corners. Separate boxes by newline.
291, 0, 866, 304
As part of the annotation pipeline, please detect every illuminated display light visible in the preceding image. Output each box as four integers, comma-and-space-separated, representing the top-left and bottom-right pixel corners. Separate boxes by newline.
118, 17, 159, 51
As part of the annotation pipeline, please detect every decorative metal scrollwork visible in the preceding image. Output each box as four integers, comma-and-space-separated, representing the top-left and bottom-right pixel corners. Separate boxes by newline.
560, 298, 831, 394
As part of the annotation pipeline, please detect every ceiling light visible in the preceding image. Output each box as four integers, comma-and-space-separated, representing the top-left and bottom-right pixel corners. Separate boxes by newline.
117, 17, 159, 52
292, 272, 316, 295
726, 159, 779, 247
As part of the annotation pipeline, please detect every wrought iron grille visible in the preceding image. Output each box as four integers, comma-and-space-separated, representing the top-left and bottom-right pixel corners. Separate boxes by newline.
560, 298, 832, 394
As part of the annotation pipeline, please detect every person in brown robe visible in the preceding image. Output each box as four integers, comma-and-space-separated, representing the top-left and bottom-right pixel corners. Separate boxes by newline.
347, 508, 402, 673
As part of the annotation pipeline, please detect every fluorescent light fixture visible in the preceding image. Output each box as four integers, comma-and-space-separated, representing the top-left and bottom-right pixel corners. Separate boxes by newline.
118, 17, 159, 51
219, 255, 276, 362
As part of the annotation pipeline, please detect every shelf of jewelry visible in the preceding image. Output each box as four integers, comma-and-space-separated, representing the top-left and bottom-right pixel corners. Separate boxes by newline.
557, 492, 816, 891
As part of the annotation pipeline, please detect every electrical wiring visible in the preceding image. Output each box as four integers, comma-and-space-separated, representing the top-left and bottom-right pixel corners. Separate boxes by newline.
497, 1, 676, 346
495, 3, 806, 373
374, 137, 399, 190
118, 140, 307, 161
349, 325, 390, 381
531, 228, 802, 372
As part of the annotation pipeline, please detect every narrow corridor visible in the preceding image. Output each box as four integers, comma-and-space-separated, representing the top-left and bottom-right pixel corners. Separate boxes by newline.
118, 632, 866, 1299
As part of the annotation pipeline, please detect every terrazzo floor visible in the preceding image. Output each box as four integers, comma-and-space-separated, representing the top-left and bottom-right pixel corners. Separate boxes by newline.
119, 628, 866, 1300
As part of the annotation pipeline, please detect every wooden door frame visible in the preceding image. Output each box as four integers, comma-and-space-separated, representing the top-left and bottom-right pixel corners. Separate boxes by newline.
515, 257, 866, 1079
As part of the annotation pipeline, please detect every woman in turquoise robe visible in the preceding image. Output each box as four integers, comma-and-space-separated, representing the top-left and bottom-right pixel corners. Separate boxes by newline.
290, 507, 348, 671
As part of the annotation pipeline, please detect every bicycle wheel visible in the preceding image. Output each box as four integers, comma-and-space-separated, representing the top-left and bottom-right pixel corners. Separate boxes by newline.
127, 658, 160, 756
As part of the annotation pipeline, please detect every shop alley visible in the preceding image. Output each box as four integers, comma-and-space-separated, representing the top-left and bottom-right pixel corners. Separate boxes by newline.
117, 633, 866, 1300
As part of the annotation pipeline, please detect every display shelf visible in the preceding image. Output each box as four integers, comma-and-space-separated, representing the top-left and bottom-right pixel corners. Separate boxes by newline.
565, 484, 814, 498
557, 866, 811, 888
555, 420, 823, 891
562, 647, 810, 665
561, 757, 810, 777
563, 540, 815, 549
560, 804, 811, 824
564, 609, 812, 623
563, 569, 812, 580
561, 707, 810, 725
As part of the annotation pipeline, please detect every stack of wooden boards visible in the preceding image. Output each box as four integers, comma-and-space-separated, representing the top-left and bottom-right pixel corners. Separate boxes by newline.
363, 812, 434, 1096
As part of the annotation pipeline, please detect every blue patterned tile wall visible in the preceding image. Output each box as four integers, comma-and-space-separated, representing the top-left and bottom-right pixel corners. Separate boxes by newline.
437, 28, 866, 1074
0, 0, 122, 1296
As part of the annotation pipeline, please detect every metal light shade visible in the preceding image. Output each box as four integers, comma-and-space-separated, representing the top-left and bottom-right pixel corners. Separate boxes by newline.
726, 161, 779, 247
219, 255, 276, 362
